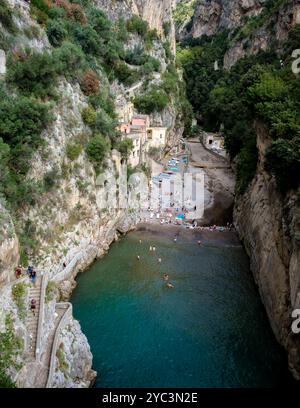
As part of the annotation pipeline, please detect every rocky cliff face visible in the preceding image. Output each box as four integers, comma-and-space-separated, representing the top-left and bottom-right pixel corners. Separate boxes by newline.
0, 203, 19, 286
177, 0, 265, 39
177, 0, 300, 68
95, 0, 176, 50
234, 123, 300, 379
0, 0, 182, 388
177, 0, 300, 379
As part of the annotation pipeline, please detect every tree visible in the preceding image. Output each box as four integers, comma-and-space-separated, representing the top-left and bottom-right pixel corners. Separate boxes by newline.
85, 134, 109, 169
134, 88, 169, 114
80, 69, 100, 95
46, 19, 67, 47
117, 139, 134, 159
266, 138, 300, 192
127, 15, 148, 37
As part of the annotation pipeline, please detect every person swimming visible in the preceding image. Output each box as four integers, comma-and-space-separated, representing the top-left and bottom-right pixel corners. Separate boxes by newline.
167, 282, 174, 289
163, 273, 169, 281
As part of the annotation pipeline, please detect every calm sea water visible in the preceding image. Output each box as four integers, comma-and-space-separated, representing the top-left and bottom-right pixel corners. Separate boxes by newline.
71, 228, 289, 388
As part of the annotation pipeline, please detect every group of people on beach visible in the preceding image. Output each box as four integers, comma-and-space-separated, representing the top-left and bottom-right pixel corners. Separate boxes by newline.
136, 239, 174, 289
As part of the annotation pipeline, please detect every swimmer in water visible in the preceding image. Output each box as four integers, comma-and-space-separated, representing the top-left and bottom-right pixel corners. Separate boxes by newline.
167, 282, 174, 289
158, 258, 162, 263
163, 273, 169, 281
174, 237, 177, 243
137, 255, 140, 260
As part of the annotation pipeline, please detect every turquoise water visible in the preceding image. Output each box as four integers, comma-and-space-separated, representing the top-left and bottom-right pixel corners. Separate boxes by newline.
71, 228, 288, 388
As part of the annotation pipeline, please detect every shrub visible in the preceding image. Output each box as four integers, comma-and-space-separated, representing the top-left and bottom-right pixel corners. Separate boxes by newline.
266, 138, 300, 192
31, 0, 50, 14
134, 88, 169, 114
0, 1, 17, 32
162, 70, 178, 93
81, 106, 97, 125
113, 62, 140, 86
163, 21, 171, 36
46, 19, 68, 46
48, 6, 67, 19
66, 143, 82, 161
0, 314, 22, 388
73, 24, 100, 55
80, 69, 100, 95
30, 0, 51, 25
56, 343, 69, 374
12, 282, 27, 320
127, 15, 148, 37
88, 7, 111, 38
116, 17, 128, 42
89, 93, 116, 118
116, 138, 134, 159
85, 134, 109, 170
44, 167, 60, 191
46, 280, 57, 303
235, 139, 258, 194
53, 41, 86, 79
0, 96, 52, 154
94, 109, 117, 137
7, 51, 61, 98
69, 3, 87, 24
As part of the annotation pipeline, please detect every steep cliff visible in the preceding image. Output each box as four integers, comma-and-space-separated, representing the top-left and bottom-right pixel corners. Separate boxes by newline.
177, 0, 300, 379
0, 0, 185, 388
234, 123, 300, 379
177, 0, 300, 67
177, 0, 264, 39
95, 0, 176, 50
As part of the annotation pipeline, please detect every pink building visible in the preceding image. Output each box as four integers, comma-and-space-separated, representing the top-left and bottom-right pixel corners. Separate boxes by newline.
131, 115, 150, 128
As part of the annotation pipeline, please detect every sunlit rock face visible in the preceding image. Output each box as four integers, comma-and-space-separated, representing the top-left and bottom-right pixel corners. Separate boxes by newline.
0, 203, 19, 287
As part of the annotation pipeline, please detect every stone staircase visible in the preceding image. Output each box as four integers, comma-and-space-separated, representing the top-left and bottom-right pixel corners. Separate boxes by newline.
26, 277, 42, 361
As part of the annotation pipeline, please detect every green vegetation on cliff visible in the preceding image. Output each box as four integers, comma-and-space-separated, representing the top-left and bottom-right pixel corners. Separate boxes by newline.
0, 314, 23, 388
0, 0, 175, 208
178, 26, 300, 194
